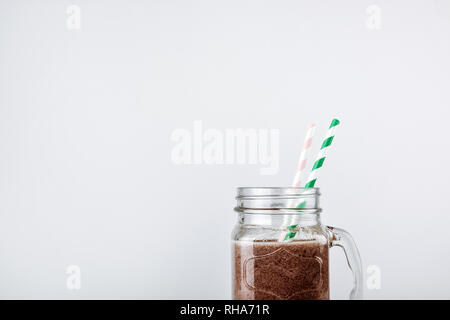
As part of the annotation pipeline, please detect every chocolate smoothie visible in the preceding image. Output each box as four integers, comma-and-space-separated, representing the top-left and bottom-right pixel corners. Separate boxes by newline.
233, 240, 329, 300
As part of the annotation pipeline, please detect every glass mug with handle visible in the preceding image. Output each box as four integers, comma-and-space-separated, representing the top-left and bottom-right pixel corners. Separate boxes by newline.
232, 187, 362, 300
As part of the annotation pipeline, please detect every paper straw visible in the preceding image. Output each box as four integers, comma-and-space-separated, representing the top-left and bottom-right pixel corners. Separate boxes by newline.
301, 118, 340, 191
292, 124, 316, 187
282, 118, 341, 241
283, 124, 316, 229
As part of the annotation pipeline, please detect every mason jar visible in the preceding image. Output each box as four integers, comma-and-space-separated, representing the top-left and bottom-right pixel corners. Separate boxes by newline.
232, 187, 363, 300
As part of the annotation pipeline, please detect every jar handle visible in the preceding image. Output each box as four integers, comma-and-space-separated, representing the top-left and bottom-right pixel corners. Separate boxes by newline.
327, 226, 363, 299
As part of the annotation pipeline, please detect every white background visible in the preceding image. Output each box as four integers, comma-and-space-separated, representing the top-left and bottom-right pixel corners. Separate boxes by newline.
1, 0, 450, 299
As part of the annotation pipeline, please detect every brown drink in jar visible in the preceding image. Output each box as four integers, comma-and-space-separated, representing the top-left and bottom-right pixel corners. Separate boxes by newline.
232, 240, 329, 300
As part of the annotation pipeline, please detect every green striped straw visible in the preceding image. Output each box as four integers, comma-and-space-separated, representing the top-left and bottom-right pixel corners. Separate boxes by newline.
283, 118, 340, 241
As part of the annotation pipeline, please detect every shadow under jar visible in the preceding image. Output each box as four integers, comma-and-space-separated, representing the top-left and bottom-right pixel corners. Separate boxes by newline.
232, 187, 363, 300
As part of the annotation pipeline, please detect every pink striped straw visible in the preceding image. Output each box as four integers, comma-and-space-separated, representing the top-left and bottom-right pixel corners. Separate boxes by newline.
292, 124, 316, 187
280, 123, 316, 241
